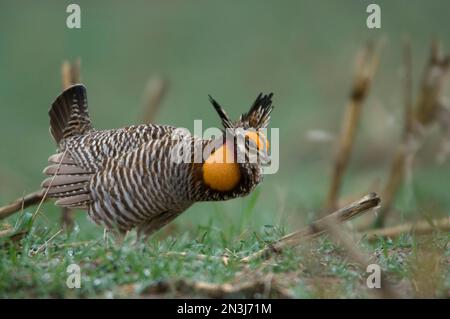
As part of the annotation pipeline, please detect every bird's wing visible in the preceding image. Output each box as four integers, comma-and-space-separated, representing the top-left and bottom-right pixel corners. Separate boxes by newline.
42, 123, 181, 202
61, 123, 178, 172
42, 131, 194, 226
79, 136, 193, 231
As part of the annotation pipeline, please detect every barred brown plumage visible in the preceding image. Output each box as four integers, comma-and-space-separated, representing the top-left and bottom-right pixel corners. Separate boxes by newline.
42, 84, 274, 238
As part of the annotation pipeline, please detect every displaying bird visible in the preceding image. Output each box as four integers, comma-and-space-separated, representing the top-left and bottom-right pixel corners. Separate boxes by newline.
42, 84, 274, 238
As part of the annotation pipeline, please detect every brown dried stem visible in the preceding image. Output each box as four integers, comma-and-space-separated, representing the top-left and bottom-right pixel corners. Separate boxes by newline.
61, 58, 81, 88
364, 216, 450, 241
376, 41, 450, 227
60, 59, 82, 229
0, 59, 83, 223
326, 41, 382, 211
0, 190, 44, 221
141, 76, 168, 123
241, 192, 380, 263
162, 251, 230, 265
403, 37, 414, 138
136, 274, 293, 298
0, 63, 168, 223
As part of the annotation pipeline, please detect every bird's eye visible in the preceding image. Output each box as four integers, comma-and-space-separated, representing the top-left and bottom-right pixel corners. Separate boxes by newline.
244, 131, 269, 152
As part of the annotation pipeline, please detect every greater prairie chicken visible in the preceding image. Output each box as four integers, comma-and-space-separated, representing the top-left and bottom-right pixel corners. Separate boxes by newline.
42, 84, 273, 237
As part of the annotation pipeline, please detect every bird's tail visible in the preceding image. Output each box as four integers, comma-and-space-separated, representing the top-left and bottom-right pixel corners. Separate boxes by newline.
49, 84, 93, 145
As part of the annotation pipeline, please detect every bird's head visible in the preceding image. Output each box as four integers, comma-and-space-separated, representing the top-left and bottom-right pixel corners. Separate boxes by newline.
201, 93, 274, 193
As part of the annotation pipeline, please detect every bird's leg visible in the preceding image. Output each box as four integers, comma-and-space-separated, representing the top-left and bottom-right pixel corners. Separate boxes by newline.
136, 227, 148, 244
136, 210, 178, 243
103, 228, 110, 249
136, 221, 159, 245
113, 231, 126, 246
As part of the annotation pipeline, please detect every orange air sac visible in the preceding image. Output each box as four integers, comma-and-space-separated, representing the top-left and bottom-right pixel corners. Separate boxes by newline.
202, 143, 241, 192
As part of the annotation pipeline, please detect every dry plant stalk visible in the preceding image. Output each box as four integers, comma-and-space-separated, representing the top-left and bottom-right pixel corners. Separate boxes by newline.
0, 225, 14, 237
326, 41, 382, 211
376, 41, 450, 227
137, 274, 292, 298
163, 251, 229, 265
0, 190, 44, 221
402, 37, 414, 138
141, 76, 168, 123
364, 216, 450, 241
29, 228, 63, 256
0, 65, 169, 222
241, 192, 380, 263
60, 59, 82, 229
62, 58, 81, 88
0, 60, 83, 222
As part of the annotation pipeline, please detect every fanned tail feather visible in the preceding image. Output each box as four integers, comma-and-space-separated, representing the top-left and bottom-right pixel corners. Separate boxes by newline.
41, 152, 92, 209
49, 84, 93, 145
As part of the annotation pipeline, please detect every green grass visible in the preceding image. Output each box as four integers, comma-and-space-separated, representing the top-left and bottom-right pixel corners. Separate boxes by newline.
0, 203, 448, 298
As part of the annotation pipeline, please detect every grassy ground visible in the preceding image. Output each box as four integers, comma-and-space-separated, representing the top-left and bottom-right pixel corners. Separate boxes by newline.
0, 201, 448, 298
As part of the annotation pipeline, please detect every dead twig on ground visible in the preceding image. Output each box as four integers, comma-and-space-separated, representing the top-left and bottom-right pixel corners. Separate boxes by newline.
0, 228, 14, 238
0, 190, 44, 221
162, 251, 230, 265
241, 192, 381, 263
364, 216, 450, 241
134, 274, 293, 298
326, 41, 383, 211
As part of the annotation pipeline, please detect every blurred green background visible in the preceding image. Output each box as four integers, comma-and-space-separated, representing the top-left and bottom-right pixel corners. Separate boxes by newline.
1, 0, 450, 238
